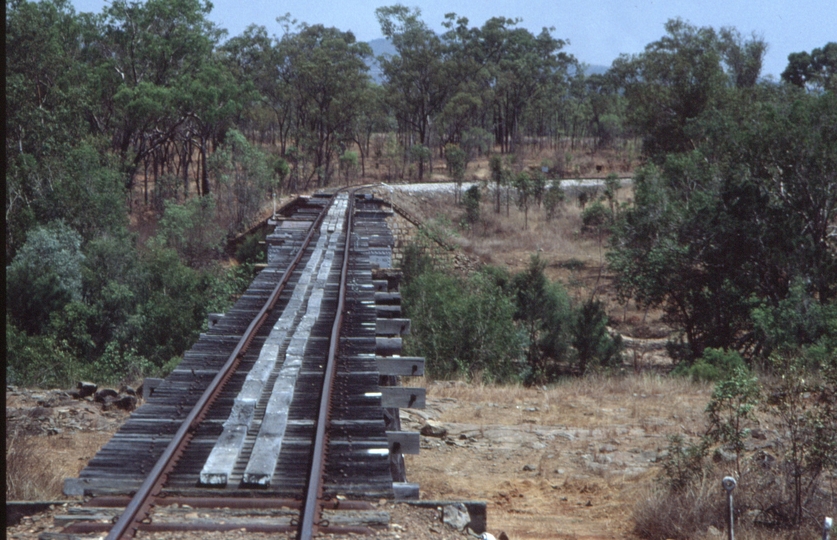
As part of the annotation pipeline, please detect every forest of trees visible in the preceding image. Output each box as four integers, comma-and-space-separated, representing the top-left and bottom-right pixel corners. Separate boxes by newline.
6, 0, 836, 388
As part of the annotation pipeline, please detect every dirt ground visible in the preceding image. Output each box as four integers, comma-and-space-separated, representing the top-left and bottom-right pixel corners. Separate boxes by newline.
402, 377, 714, 539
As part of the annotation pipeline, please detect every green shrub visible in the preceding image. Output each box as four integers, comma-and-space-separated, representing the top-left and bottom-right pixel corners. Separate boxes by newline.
572, 298, 623, 374
559, 258, 585, 271
462, 184, 481, 224
704, 366, 760, 476
645, 355, 836, 537
403, 269, 522, 383
88, 342, 156, 385
6, 221, 84, 335
674, 347, 748, 382
580, 200, 612, 231
400, 242, 435, 286
658, 434, 711, 491
235, 232, 266, 264
6, 324, 84, 388
153, 197, 225, 268
752, 279, 837, 359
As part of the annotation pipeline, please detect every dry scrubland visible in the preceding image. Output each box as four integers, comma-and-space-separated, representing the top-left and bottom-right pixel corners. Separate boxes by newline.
387, 179, 833, 539
7, 154, 828, 540
390, 163, 671, 343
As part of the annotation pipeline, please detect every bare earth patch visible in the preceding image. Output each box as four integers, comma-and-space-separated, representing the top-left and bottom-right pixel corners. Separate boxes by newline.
404, 376, 713, 539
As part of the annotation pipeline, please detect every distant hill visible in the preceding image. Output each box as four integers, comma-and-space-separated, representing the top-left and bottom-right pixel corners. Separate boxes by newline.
583, 64, 610, 76
366, 38, 395, 84
368, 37, 397, 58
364, 37, 610, 84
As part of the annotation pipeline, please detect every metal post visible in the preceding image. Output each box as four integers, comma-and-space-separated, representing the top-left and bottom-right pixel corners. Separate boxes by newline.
824, 516, 832, 540
722, 476, 737, 540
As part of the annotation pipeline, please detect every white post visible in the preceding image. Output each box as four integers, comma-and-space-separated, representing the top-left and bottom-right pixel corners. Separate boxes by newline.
824, 516, 832, 540
722, 476, 737, 540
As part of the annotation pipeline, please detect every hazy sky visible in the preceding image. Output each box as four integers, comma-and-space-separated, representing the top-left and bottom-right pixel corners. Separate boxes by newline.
70, 0, 836, 79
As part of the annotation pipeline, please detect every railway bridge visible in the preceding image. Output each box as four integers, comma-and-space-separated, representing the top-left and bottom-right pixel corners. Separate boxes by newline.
61, 189, 429, 539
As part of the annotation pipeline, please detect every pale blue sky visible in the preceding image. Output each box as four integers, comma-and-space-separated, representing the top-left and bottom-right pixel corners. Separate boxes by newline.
70, 0, 836, 79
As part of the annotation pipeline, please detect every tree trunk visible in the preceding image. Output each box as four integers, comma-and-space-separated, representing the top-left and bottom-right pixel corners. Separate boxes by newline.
144, 159, 149, 207
200, 137, 210, 196
183, 139, 191, 200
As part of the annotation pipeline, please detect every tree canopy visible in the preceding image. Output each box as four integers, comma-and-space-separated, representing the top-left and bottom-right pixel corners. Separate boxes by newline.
6, 0, 836, 385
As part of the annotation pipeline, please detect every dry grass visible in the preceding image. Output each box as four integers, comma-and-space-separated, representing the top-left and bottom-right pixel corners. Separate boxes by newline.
424, 373, 711, 432
405, 375, 833, 539
633, 473, 834, 540
5, 431, 64, 500
6, 428, 114, 501
401, 375, 716, 539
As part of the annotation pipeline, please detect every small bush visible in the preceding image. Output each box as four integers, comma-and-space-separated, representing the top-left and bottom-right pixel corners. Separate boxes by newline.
462, 184, 481, 224
235, 232, 266, 264
674, 347, 749, 382
88, 342, 157, 385
581, 201, 612, 232
572, 298, 623, 374
6, 324, 85, 388
401, 243, 435, 286
637, 354, 836, 539
559, 258, 585, 271
402, 268, 522, 383
659, 434, 711, 491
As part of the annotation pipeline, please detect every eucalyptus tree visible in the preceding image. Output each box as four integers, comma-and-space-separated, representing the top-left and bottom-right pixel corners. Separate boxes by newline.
85, 0, 240, 197
277, 24, 372, 188
611, 19, 726, 159
221, 25, 294, 150
434, 14, 492, 150
606, 21, 836, 362
476, 17, 574, 153
208, 129, 273, 235
4, 0, 92, 257
782, 42, 837, 92
177, 57, 250, 196
610, 19, 766, 161
350, 82, 392, 177
5, 0, 91, 162
584, 72, 627, 151
376, 5, 458, 180
609, 87, 837, 361
718, 27, 767, 89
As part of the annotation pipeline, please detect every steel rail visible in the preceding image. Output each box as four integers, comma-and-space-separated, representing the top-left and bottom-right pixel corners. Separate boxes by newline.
89, 496, 374, 511
105, 196, 337, 540
298, 189, 358, 539
71, 522, 373, 535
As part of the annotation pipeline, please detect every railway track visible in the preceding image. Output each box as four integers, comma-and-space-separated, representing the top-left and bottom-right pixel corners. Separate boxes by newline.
59, 189, 426, 539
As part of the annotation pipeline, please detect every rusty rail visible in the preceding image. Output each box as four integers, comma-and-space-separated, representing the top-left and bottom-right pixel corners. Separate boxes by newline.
105, 195, 337, 540
299, 189, 358, 539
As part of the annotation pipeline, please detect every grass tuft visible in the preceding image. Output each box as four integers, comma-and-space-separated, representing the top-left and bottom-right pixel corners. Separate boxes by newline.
6, 430, 65, 500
